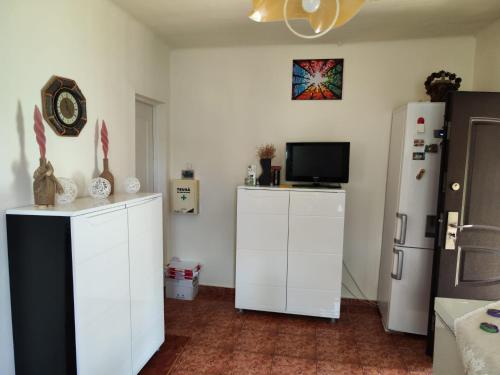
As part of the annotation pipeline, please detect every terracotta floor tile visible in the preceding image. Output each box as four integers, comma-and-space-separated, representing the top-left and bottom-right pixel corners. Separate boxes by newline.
362, 367, 409, 375
144, 296, 434, 375
359, 348, 406, 369
228, 351, 273, 375
271, 355, 317, 375
277, 316, 317, 336
398, 349, 432, 372
317, 334, 356, 351
316, 345, 359, 363
243, 313, 280, 332
317, 361, 363, 375
139, 335, 189, 375
391, 335, 427, 351
236, 330, 278, 355
274, 333, 316, 359
171, 346, 232, 374
190, 325, 238, 350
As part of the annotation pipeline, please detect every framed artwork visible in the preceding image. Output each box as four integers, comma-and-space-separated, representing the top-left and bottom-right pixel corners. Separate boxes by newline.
292, 59, 343, 100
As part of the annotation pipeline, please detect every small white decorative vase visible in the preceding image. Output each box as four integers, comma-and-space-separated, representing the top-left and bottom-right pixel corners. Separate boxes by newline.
89, 177, 112, 199
124, 177, 141, 194
56, 178, 78, 204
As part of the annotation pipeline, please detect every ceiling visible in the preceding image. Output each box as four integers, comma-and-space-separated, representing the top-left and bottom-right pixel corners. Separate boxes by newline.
112, 0, 500, 48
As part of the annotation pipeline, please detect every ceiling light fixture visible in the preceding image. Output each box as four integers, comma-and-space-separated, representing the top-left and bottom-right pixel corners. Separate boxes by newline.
249, 0, 365, 39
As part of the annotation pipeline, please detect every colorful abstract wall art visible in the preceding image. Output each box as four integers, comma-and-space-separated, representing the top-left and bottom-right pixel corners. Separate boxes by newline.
292, 59, 343, 100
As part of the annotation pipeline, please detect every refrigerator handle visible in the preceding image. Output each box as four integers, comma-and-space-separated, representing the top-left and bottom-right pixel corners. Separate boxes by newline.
391, 248, 404, 280
394, 213, 408, 245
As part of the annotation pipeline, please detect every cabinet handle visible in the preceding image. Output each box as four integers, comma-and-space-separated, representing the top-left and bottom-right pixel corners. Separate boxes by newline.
391, 248, 404, 280
394, 213, 407, 245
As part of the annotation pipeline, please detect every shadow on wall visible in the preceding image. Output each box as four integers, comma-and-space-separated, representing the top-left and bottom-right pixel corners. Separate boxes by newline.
92, 120, 100, 179
10, 101, 31, 205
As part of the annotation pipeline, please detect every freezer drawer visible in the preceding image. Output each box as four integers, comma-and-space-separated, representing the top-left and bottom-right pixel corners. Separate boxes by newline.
387, 247, 434, 335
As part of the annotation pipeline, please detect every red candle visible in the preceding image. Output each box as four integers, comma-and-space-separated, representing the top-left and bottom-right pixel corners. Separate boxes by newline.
101, 120, 109, 159
34, 105, 46, 159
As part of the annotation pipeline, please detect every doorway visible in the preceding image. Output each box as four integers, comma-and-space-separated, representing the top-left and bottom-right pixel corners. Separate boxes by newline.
135, 99, 155, 193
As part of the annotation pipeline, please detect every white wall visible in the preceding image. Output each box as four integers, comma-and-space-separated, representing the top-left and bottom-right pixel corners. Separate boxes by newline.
0, 1, 170, 373
474, 18, 500, 91
169, 37, 475, 299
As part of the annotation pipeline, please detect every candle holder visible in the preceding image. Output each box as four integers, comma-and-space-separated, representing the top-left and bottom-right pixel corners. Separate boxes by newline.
99, 158, 114, 194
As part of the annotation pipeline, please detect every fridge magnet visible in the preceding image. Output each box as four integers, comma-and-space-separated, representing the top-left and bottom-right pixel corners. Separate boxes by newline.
99, 120, 114, 194
416, 169, 426, 180
416, 117, 425, 133
33, 105, 63, 206
413, 152, 425, 161
425, 144, 439, 153
292, 59, 343, 100
413, 139, 425, 147
433, 129, 445, 139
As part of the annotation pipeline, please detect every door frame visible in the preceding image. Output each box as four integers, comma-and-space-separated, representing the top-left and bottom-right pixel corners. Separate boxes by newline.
134, 94, 163, 194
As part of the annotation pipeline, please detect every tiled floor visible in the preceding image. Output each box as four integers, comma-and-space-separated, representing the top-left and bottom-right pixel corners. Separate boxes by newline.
140, 291, 432, 375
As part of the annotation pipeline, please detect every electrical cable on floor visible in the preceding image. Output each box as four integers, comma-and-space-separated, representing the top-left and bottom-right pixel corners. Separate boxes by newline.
342, 261, 377, 306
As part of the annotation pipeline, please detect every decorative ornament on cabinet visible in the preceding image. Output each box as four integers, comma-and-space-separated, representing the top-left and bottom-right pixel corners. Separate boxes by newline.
124, 177, 141, 194
33, 105, 63, 206
41, 75, 87, 136
99, 120, 114, 194
425, 71, 462, 102
89, 177, 112, 199
56, 178, 78, 204
257, 144, 276, 186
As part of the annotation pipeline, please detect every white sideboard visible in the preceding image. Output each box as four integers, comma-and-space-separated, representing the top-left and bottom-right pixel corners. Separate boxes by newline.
235, 186, 345, 319
6, 193, 164, 375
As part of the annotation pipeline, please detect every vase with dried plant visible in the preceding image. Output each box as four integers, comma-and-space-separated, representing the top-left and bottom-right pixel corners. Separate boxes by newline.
257, 144, 276, 186
99, 120, 114, 194
33, 105, 63, 206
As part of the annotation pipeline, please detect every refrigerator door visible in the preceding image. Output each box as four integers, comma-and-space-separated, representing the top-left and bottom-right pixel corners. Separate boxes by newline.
378, 106, 408, 330
387, 246, 434, 335
396, 103, 445, 249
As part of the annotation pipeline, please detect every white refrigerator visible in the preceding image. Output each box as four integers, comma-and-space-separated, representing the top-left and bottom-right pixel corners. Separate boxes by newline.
377, 102, 445, 335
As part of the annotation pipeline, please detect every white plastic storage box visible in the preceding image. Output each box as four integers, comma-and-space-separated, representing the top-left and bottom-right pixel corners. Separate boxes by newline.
165, 277, 199, 300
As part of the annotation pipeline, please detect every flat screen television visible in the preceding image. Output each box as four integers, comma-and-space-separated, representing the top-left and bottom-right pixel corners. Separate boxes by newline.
286, 142, 350, 186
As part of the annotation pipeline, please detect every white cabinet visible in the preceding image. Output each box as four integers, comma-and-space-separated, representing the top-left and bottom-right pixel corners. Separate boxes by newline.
6, 193, 164, 375
71, 208, 132, 375
128, 197, 165, 374
235, 187, 345, 318
235, 189, 289, 312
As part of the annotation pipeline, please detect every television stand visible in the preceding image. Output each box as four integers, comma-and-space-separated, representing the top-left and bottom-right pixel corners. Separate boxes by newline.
292, 183, 342, 189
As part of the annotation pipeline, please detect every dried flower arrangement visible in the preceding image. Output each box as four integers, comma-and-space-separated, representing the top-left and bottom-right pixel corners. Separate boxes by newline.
257, 144, 276, 160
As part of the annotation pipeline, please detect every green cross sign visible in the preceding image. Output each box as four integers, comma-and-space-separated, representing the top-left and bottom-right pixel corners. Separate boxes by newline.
181, 194, 187, 201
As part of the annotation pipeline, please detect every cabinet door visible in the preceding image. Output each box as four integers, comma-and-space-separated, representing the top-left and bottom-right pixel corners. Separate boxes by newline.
71, 207, 132, 375
287, 192, 345, 318
235, 189, 289, 312
128, 197, 165, 374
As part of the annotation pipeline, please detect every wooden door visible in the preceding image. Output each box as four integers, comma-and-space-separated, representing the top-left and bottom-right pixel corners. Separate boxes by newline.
435, 92, 500, 300
128, 197, 164, 374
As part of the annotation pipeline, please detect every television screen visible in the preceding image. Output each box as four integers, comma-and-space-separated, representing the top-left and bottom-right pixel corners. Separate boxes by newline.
286, 142, 350, 183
